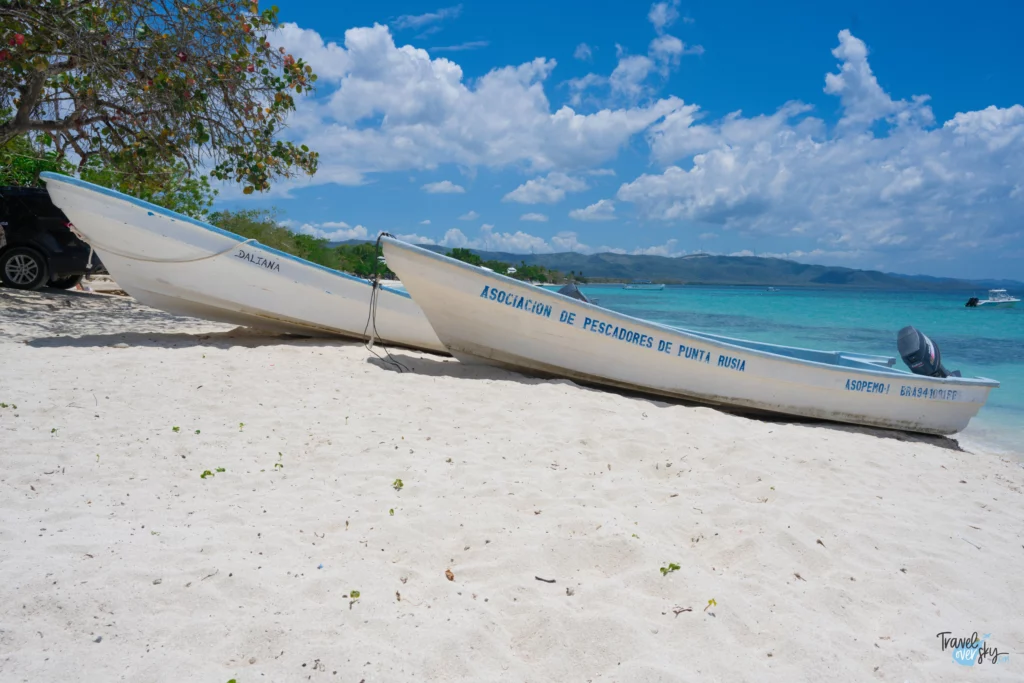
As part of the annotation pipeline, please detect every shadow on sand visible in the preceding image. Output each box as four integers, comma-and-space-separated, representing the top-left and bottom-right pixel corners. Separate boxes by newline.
4, 287, 361, 350
7, 288, 962, 452
25, 328, 359, 350
368, 351, 963, 452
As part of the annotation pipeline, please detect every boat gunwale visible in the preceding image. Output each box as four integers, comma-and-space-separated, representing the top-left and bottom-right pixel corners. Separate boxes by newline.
40, 172, 412, 300
383, 237, 1000, 389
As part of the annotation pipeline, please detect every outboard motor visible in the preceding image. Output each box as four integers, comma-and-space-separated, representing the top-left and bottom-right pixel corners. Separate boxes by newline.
965, 297, 979, 307
557, 282, 590, 303
897, 326, 960, 378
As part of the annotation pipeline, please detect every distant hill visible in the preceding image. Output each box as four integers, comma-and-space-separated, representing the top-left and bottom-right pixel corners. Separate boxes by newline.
885, 273, 1024, 290
330, 240, 1022, 290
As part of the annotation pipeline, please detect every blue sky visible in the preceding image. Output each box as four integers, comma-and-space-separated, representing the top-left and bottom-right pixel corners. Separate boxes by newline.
216, 1, 1024, 280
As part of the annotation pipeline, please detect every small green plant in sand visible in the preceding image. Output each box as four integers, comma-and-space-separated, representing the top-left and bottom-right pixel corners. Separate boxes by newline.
50, 428, 57, 434
0, 403, 16, 409
632, 533, 640, 539
194, 429, 201, 435
216, 467, 226, 473
392, 479, 404, 491
389, 508, 395, 516
349, 590, 360, 599
274, 463, 284, 469
239, 422, 245, 431
172, 426, 180, 433
200, 470, 214, 479
660, 563, 680, 576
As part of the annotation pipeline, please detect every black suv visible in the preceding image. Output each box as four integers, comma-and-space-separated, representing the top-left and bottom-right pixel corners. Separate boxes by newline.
0, 186, 102, 290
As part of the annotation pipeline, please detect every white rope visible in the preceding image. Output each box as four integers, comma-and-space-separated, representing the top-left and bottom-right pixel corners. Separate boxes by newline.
80, 237, 256, 264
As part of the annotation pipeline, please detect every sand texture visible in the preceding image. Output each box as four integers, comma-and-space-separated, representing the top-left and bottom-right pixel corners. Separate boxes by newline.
2, 288, 1023, 682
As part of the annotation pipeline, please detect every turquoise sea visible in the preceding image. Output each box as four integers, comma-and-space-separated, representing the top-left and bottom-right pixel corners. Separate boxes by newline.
573, 284, 1023, 456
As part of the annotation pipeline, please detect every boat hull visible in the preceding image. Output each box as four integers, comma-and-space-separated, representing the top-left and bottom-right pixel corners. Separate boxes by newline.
382, 238, 997, 435
40, 174, 445, 353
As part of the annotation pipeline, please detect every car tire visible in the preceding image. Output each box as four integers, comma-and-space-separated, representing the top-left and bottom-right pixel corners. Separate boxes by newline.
49, 274, 84, 290
0, 247, 49, 290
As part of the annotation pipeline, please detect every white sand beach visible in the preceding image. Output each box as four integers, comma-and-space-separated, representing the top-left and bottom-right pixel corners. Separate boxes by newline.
2, 287, 1022, 682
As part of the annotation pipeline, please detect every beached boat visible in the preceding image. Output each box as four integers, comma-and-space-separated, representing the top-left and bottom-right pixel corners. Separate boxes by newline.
40, 173, 445, 353
381, 237, 999, 435
623, 279, 665, 291
965, 289, 1019, 308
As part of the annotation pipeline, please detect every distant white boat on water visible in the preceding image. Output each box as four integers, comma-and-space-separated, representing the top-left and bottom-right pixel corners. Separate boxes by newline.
40, 173, 445, 353
381, 237, 998, 435
623, 279, 665, 290
965, 289, 1019, 308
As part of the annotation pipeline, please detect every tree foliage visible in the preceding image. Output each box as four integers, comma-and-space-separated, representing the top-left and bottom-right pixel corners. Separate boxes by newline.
0, 0, 318, 194
208, 210, 395, 278
1, 117, 216, 217
0, 128, 72, 186
80, 157, 217, 218
446, 248, 562, 283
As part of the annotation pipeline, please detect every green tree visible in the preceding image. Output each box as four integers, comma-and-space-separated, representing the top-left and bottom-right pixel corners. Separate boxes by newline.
0, 129, 72, 186
1, 1, 318, 195
446, 248, 561, 283
80, 157, 217, 218
336, 243, 394, 278
209, 208, 293, 249
447, 248, 482, 266
207, 210, 394, 278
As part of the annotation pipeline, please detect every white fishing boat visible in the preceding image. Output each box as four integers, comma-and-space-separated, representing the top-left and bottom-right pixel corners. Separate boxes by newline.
40, 173, 445, 353
623, 279, 665, 291
965, 289, 1019, 308
381, 237, 999, 435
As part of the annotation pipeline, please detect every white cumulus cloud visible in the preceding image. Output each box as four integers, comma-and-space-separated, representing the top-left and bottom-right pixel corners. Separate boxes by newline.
648, 0, 680, 34
571, 4, 701, 106
430, 225, 690, 256
520, 213, 549, 222
459, 210, 479, 220
610, 54, 656, 102
574, 43, 593, 61
569, 199, 617, 221
631, 238, 684, 256
503, 172, 588, 204
422, 180, 465, 194
272, 23, 685, 187
616, 29, 1024, 264
394, 232, 437, 245
295, 221, 369, 241
438, 226, 591, 253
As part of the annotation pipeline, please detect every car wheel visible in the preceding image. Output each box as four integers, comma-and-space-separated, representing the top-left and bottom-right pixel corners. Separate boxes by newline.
0, 247, 49, 290
49, 274, 84, 290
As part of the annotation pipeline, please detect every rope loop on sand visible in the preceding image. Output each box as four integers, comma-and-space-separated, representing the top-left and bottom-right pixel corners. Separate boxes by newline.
362, 233, 408, 372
